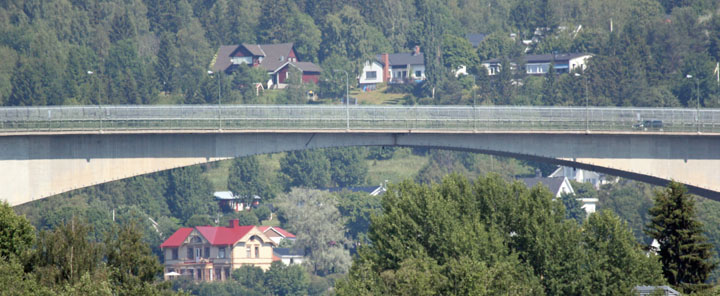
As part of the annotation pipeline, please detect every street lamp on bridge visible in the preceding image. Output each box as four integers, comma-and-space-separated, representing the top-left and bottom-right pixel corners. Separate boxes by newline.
574, 72, 589, 132
333, 69, 349, 130
686, 74, 700, 133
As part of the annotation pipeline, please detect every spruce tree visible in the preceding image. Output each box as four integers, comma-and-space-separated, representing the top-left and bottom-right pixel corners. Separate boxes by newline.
645, 182, 717, 293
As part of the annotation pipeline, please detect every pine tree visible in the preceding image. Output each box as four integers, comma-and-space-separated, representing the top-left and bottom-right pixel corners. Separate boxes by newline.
645, 182, 717, 293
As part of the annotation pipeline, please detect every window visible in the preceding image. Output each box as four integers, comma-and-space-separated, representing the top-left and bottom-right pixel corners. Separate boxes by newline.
366, 71, 377, 79
415, 71, 422, 78
172, 248, 178, 260
187, 247, 194, 259
255, 246, 260, 258
204, 247, 210, 258
246, 245, 251, 258
195, 248, 201, 260
218, 247, 225, 259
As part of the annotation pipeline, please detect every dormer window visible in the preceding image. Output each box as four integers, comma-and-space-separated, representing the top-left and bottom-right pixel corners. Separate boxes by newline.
192, 236, 202, 243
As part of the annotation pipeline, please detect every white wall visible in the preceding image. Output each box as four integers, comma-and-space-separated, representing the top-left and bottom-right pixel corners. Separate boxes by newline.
360, 61, 384, 85
569, 55, 592, 71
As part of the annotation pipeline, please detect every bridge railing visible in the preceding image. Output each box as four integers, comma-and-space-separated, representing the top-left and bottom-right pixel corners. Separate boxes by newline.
1, 105, 719, 133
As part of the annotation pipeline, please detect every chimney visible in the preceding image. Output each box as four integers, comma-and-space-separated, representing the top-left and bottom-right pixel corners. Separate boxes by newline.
229, 219, 240, 228
535, 168, 542, 178
413, 45, 420, 56
382, 53, 390, 83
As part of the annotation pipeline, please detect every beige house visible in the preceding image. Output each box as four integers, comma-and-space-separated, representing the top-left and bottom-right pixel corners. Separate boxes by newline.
160, 219, 277, 281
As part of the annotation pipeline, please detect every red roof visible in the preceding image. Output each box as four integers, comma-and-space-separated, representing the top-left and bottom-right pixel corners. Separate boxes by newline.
196, 225, 254, 245
160, 220, 258, 248
258, 226, 296, 238
160, 228, 193, 248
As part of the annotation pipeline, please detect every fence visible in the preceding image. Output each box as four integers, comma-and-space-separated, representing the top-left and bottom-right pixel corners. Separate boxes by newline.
1, 105, 719, 133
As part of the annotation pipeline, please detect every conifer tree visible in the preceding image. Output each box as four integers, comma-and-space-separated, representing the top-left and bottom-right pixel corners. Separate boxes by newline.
646, 181, 717, 293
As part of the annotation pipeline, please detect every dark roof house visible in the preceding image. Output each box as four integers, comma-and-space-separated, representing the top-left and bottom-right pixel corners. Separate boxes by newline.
211, 43, 321, 88
466, 33, 487, 47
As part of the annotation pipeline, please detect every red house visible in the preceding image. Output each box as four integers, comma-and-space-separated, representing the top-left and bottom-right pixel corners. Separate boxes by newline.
211, 43, 321, 89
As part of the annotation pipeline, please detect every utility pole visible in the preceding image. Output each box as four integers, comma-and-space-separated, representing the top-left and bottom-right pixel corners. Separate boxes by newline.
333, 69, 349, 130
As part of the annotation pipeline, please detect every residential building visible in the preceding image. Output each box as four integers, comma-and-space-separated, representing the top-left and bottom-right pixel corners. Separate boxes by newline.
482, 53, 592, 75
466, 33, 487, 48
519, 173, 598, 215
273, 248, 305, 266
549, 166, 617, 190
211, 43, 322, 89
634, 286, 681, 296
359, 46, 425, 90
519, 176, 575, 198
258, 226, 296, 245
160, 219, 277, 281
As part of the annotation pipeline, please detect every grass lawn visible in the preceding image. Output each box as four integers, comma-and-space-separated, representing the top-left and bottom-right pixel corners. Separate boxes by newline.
365, 148, 428, 185
352, 85, 407, 105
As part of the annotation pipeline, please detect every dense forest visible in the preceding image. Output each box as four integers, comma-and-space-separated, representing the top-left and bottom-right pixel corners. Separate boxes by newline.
1, 0, 720, 106
5, 0, 720, 295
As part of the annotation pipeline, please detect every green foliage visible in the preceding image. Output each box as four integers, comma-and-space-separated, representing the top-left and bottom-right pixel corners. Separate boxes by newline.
253, 205, 271, 222
559, 192, 586, 224
335, 191, 382, 245
185, 214, 215, 227
276, 188, 351, 275
105, 220, 166, 296
326, 147, 368, 187
228, 156, 273, 205
280, 150, 331, 190
265, 261, 311, 296
166, 166, 214, 223
0, 201, 35, 261
646, 182, 717, 293
32, 217, 104, 288
338, 174, 663, 295
227, 211, 259, 226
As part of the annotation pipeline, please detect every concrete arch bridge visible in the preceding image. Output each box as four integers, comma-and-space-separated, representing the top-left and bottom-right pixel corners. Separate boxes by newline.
1, 104, 720, 206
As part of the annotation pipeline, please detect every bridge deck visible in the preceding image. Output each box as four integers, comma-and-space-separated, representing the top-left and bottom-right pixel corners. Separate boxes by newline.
1, 105, 720, 135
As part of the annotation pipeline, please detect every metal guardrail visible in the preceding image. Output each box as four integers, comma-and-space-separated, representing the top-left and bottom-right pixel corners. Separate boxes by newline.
1, 105, 719, 133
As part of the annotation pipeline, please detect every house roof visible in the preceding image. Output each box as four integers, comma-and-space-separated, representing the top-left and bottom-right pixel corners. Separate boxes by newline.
195, 225, 255, 245
160, 227, 193, 248
466, 33, 487, 47
483, 53, 591, 64
519, 176, 568, 195
160, 221, 261, 248
211, 45, 239, 72
325, 185, 386, 196
634, 286, 681, 296
241, 43, 266, 56
375, 52, 425, 66
258, 226, 296, 238
213, 191, 235, 200
291, 61, 322, 72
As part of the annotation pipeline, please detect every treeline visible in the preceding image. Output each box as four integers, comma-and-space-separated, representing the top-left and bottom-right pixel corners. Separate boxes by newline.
337, 175, 717, 295
0, 202, 176, 295
1, 0, 720, 106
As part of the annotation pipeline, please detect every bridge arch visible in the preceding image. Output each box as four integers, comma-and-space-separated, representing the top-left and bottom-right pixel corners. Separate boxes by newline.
2, 131, 719, 206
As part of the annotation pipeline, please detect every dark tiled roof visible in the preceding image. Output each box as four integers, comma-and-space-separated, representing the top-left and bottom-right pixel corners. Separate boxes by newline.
375, 52, 425, 66
273, 248, 305, 257
291, 61, 322, 72
259, 59, 288, 72
212, 45, 238, 72
466, 33, 487, 47
519, 176, 566, 195
242, 43, 265, 56
483, 53, 591, 64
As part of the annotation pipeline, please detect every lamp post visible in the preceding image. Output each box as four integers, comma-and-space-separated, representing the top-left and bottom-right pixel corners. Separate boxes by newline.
208, 70, 222, 130
87, 70, 103, 131
470, 74, 477, 131
686, 74, 700, 133
574, 73, 589, 132
333, 69, 349, 130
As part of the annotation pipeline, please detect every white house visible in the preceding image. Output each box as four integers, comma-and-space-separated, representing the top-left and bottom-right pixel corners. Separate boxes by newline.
519, 175, 597, 215
359, 46, 426, 91
549, 166, 618, 190
273, 248, 305, 266
482, 53, 592, 75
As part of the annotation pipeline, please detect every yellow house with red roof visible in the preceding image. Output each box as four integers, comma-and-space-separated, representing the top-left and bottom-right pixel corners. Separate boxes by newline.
160, 219, 281, 281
